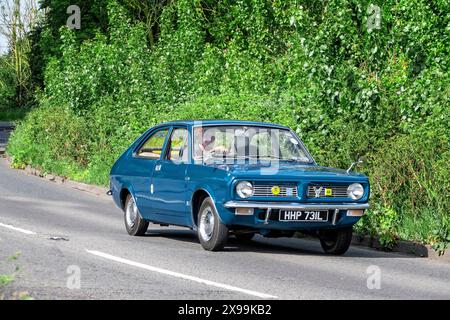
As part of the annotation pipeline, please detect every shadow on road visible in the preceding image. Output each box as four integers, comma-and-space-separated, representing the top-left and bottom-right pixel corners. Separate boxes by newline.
142, 226, 418, 259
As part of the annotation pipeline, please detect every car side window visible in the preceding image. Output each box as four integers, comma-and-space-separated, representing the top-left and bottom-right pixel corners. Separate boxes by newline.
137, 129, 169, 159
165, 128, 189, 163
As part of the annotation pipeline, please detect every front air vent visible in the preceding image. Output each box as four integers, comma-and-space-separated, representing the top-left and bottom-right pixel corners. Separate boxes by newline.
252, 183, 298, 197
307, 184, 349, 198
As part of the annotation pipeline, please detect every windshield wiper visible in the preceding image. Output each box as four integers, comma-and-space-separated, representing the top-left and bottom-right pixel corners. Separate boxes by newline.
202, 155, 309, 164
263, 156, 309, 162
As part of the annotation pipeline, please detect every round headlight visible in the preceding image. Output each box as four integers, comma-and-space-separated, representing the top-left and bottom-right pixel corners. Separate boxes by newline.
236, 181, 254, 198
347, 183, 364, 200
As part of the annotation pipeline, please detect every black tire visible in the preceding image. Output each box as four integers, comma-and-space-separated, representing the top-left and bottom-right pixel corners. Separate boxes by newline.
197, 197, 228, 251
319, 228, 353, 255
124, 194, 149, 236
235, 233, 255, 243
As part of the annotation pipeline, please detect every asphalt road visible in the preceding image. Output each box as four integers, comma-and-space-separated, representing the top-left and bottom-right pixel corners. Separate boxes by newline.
0, 122, 14, 153
0, 158, 449, 300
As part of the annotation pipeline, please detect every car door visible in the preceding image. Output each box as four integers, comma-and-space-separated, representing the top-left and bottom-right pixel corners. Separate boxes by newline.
150, 127, 190, 225
131, 127, 170, 220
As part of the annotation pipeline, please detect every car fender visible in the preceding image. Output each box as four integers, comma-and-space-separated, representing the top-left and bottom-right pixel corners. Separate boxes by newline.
117, 181, 140, 212
190, 185, 232, 227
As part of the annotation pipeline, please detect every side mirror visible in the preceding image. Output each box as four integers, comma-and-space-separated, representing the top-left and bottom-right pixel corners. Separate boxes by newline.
347, 156, 365, 174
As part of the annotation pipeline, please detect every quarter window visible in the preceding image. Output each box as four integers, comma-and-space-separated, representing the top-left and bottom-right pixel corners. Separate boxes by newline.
166, 128, 189, 162
137, 129, 168, 159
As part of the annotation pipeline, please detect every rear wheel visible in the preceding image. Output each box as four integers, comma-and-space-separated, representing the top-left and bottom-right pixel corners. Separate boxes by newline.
197, 197, 228, 251
124, 194, 149, 236
319, 228, 353, 255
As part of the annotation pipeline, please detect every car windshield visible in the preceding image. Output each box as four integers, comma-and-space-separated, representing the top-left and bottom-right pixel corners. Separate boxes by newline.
193, 125, 312, 164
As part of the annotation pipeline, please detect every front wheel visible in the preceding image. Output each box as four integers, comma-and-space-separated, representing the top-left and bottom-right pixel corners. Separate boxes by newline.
319, 228, 353, 255
124, 194, 149, 236
197, 197, 228, 251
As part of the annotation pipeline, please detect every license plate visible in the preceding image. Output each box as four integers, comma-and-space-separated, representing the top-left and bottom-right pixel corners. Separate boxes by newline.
279, 210, 329, 222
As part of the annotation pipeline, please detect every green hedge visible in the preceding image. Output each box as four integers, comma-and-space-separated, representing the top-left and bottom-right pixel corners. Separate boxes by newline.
7, 0, 450, 248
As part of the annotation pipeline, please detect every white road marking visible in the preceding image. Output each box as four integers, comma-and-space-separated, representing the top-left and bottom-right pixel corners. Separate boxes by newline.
86, 249, 278, 299
0, 222, 36, 235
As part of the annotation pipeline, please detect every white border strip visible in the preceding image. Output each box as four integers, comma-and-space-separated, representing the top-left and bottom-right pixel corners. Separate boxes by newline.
0, 222, 36, 235
86, 249, 278, 299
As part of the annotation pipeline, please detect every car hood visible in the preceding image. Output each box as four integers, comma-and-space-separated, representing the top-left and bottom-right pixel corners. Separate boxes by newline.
209, 162, 368, 182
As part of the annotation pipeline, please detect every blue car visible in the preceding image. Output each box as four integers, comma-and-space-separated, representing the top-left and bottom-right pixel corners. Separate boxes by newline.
109, 120, 369, 254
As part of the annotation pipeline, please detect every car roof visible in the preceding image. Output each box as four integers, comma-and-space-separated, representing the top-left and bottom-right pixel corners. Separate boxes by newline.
156, 120, 289, 129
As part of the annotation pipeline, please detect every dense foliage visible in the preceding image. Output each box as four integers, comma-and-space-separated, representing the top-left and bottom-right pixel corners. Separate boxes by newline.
0, 56, 15, 110
6, 0, 450, 248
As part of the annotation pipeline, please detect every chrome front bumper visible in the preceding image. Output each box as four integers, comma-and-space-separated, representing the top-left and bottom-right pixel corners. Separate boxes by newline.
224, 201, 369, 211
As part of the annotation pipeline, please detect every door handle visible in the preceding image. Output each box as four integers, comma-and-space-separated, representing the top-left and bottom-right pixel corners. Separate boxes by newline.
155, 164, 162, 171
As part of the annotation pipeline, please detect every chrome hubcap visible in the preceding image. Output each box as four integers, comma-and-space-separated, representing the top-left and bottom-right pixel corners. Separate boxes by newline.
126, 197, 138, 228
199, 207, 215, 241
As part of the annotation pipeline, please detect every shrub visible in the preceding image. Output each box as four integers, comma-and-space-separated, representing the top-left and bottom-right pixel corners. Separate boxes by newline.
7, 0, 450, 246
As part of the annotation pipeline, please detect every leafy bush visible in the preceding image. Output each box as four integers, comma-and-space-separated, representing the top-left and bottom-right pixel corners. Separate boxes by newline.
7, 0, 450, 246
0, 56, 15, 110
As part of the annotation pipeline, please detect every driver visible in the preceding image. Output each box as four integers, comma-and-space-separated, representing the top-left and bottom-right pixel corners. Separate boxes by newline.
194, 127, 228, 158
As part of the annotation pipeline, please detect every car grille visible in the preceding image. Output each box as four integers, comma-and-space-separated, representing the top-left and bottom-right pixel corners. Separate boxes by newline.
252, 183, 298, 197
307, 184, 349, 198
